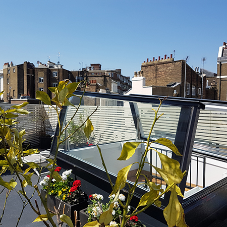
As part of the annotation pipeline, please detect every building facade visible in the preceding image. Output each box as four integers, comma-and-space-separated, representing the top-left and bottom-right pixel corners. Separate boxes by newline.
139, 55, 205, 98
217, 42, 227, 101
1, 61, 130, 102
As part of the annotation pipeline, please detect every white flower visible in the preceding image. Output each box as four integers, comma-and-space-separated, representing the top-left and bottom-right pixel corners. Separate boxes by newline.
92, 206, 102, 217
112, 210, 116, 216
109, 194, 115, 200
43, 176, 50, 181
52, 178, 56, 182
96, 194, 103, 200
61, 175, 67, 181
119, 194, 125, 201
127, 205, 131, 212
110, 221, 117, 226
62, 169, 72, 177
113, 201, 119, 208
39, 180, 48, 186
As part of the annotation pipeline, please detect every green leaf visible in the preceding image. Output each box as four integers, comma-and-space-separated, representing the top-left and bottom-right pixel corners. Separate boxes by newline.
83, 220, 100, 227
7, 148, 16, 165
0, 148, 6, 155
22, 179, 28, 188
112, 164, 133, 194
163, 185, 188, 227
154, 138, 182, 156
58, 80, 67, 92
0, 160, 8, 166
33, 214, 55, 222
66, 82, 80, 94
63, 98, 73, 107
118, 142, 142, 160
25, 162, 39, 169
0, 177, 17, 190
36, 91, 51, 105
12, 102, 28, 109
52, 171, 62, 182
153, 152, 183, 185
60, 214, 74, 227
84, 118, 94, 139
99, 203, 114, 225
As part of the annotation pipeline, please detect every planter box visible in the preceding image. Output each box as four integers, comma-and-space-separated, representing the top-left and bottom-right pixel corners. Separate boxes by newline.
80, 209, 93, 227
41, 189, 88, 226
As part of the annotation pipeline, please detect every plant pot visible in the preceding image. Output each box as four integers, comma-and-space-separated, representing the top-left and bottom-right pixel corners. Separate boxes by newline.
41, 189, 88, 226
79, 209, 94, 227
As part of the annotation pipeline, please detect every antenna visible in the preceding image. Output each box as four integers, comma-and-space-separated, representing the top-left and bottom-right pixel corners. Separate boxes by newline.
48, 56, 50, 61
201, 57, 206, 99
173, 50, 175, 59
57, 52, 60, 64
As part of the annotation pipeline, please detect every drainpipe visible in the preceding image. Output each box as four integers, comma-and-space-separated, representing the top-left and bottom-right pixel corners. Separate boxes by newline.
219, 62, 221, 100
184, 57, 188, 98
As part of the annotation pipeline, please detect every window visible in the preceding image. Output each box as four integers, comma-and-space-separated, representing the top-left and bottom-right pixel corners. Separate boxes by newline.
53, 83, 58, 87
8, 69, 10, 74
53, 71, 58, 77
192, 85, 196, 96
39, 88, 44, 91
39, 77, 44, 83
186, 82, 190, 95
198, 88, 201, 95
13, 68, 15, 73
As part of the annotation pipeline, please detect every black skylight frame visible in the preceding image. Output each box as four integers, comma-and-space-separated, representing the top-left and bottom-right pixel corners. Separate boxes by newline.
50, 91, 205, 224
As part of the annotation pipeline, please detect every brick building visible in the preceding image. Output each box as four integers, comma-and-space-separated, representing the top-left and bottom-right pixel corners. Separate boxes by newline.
2, 61, 74, 102
217, 42, 227, 100
72, 64, 131, 94
139, 55, 206, 98
1, 61, 131, 102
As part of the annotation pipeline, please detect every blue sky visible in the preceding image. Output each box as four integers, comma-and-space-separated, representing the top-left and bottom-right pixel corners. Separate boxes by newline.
0, 0, 226, 78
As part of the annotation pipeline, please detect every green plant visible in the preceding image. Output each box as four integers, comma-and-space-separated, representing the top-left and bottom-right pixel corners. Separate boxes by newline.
0, 80, 95, 227
84, 100, 188, 227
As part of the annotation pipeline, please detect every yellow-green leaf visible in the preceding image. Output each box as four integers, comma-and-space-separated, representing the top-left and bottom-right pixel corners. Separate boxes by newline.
66, 82, 80, 94
99, 203, 114, 225
112, 164, 133, 194
0, 148, 6, 155
23, 172, 34, 186
153, 152, 183, 185
52, 171, 62, 182
48, 87, 56, 93
83, 220, 100, 227
23, 149, 39, 155
175, 185, 184, 198
33, 214, 55, 222
36, 91, 51, 105
5, 113, 18, 118
25, 162, 39, 169
118, 142, 141, 160
60, 214, 74, 227
0, 160, 8, 166
0, 177, 17, 190
22, 179, 28, 187
13, 109, 29, 115
154, 138, 181, 156
7, 148, 16, 165
58, 81, 67, 92
84, 118, 94, 139
59, 87, 68, 103
12, 102, 28, 109
163, 185, 188, 227
63, 98, 73, 107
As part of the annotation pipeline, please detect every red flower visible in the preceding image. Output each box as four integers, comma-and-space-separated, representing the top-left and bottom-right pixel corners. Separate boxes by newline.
89, 195, 93, 199
47, 175, 50, 178
73, 180, 81, 187
130, 216, 138, 222
55, 167, 61, 172
70, 186, 78, 192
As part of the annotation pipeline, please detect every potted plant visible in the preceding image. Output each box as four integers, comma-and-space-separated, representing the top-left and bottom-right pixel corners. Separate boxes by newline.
40, 166, 88, 225
80, 193, 145, 227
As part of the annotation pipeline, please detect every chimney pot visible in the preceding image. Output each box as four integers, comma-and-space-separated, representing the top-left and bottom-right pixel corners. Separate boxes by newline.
153, 57, 155, 61
170, 54, 173, 58
158, 56, 160, 60
164, 55, 167, 59
224, 42, 226, 46
147, 58, 149, 62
